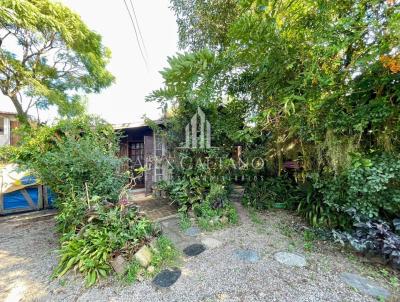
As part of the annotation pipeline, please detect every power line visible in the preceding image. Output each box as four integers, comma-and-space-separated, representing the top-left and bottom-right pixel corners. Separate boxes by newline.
128, 0, 148, 57
122, 0, 148, 69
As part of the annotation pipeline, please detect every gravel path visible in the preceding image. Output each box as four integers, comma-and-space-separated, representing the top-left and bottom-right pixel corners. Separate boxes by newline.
0, 208, 398, 302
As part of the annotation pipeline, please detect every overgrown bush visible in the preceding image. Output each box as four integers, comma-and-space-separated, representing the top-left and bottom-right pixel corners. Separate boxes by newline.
297, 177, 352, 229
296, 153, 400, 265
334, 217, 400, 269
243, 175, 304, 210
2, 116, 176, 285
4, 116, 127, 200
158, 148, 238, 229
193, 183, 238, 230
54, 200, 156, 286
344, 153, 400, 219
298, 153, 400, 229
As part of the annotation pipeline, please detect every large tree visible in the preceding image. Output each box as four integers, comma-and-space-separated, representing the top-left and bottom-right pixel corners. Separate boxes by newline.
158, 0, 400, 168
0, 0, 114, 123
170, 0, 240, 51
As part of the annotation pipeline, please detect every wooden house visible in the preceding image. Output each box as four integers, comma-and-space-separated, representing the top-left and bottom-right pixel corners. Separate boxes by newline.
0, 111, 20, 147
114, 119, 167, 195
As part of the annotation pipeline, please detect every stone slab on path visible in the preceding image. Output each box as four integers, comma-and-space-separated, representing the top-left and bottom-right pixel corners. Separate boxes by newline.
183, 244, 206, 257
274, 251, 307, 267
152, 268, 182, 288
159, 217, 200, 251
184, 226, 201, 237
341, 273, 391, 299
234, 249, 260, 263
201, 237, 222, 249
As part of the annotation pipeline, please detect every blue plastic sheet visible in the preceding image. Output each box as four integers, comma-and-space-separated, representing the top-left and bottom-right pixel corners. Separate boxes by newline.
3, 187, 39, 211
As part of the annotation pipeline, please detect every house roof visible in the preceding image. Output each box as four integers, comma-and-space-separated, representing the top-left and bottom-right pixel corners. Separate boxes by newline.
0, 111, 17, 116
112, 118, 164, 130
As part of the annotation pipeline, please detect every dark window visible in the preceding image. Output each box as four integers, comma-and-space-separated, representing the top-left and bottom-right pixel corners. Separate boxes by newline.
129, 141, 145, 187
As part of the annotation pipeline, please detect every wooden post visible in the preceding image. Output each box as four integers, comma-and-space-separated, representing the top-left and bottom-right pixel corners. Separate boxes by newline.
144, 135, 154, 195
43, 186, 49, 208
38, 185, 43, 209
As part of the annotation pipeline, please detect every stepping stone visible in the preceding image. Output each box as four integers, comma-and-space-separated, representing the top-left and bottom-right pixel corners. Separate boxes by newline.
152, 268, 181, 288
183, 243, 206, 256
274, 251, 307, 267
234, 249, 260, 263
341, 273, 391, 299
184, 226, 200, 237
201, 237, 222, 249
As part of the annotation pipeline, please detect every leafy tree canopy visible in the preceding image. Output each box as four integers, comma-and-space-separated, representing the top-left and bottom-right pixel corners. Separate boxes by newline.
153, 0, 400, 173
0, 0, 114, 122
170, 0, 241, 51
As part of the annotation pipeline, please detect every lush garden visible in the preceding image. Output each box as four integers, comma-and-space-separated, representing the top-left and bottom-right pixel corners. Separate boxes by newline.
0, 0, 177, 286
1, 116, 177, 286
1, 0, 399, 289
147, 0, 400, 269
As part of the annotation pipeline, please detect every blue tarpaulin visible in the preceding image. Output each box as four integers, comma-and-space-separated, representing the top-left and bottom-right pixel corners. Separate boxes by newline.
2, 187, 55, 214
3, 187, 40, 211
1, 164, 55, 214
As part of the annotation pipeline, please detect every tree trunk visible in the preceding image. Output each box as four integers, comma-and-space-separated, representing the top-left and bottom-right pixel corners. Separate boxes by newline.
9, 94, 29, 125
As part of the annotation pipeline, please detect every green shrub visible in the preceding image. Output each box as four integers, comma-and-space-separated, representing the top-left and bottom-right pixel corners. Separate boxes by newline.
344, 153, 400, 219
5, 115, 127, 201
195, 200, 238, 230
54, 201, 156, 286
55, 193, 89, 237
243, 176, 303, 210
164, 149, 231, 212
150, 236, 179, 271
298, 153, 400, 229
123, 236, 179, 284
297, 178, 352, 229
55, 226, 112, 286
193, 183, 238, 230
159, 149, 238, 229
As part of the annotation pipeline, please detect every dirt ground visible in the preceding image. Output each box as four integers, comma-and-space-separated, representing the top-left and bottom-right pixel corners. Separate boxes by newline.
0, 208, 399, 302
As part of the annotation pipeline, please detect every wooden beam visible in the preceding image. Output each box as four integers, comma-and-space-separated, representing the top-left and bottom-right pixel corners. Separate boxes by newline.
21, 188, 37, 210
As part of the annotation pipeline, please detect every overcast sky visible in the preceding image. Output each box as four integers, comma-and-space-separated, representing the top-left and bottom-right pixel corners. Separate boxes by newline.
0, 0, 178, 124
